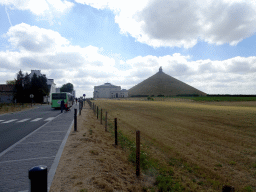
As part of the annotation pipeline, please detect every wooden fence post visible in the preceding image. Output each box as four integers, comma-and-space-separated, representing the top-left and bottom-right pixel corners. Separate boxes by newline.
222, 185, 235, 192
101, 109, 103, 124
97, 106, 99, 119
115, 118, 118, 146
105, 112, 108, 132
136, 130, 140, 177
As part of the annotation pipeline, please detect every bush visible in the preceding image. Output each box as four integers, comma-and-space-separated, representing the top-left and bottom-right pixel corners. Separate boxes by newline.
147, 96, 154, 101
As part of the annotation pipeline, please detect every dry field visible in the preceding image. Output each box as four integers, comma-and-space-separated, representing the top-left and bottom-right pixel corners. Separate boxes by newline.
0, 103, 33, 114
93, 98, 256, 191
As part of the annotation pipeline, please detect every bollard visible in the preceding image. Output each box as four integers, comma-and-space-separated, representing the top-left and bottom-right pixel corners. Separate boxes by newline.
136, 130, 140, 177
222, 185, 235, 192
115, 118, 118, 146
105, 112, 108, 132
100, 109, 102, 124
28, 165, 47, 192
74, 109, 77, 131
97, 106, 99, 119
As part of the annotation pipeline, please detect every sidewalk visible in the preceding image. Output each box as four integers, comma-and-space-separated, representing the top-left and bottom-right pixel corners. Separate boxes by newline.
0, 106, 76, 192
49, 102, 153, 192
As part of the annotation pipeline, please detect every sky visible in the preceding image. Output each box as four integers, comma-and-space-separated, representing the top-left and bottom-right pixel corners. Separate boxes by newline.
0, 0, 256, 98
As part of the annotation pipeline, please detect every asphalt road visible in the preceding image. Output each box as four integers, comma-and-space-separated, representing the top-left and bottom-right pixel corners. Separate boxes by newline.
0, 103, 78, 192
0, 105, 61, 153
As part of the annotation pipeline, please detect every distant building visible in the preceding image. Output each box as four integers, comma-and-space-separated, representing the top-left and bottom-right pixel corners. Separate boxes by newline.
72, 90, 76, 98
0, 84, 14, 103
93, 83, 128, 98
56, 88, 61, 93
28, 70, 43, 79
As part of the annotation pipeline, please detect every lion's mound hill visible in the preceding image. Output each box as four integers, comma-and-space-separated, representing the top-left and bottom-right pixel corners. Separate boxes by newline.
128, 67, 207, 97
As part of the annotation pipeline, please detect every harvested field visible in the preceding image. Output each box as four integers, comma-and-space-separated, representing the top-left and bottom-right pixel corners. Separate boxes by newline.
0, 103, 34, 114
93, 99, 256, 191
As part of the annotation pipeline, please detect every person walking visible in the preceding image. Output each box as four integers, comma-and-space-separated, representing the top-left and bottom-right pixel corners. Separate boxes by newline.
76, 98, 78, 105
61, 99, 65, 113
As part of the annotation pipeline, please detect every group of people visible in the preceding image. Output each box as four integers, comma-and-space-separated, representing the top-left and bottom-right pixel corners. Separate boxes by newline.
60, 97, 81, 113
60, 100, 68, 113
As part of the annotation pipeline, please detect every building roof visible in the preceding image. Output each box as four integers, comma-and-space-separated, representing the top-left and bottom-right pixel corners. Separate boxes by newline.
0, 84, 14, 92
128, 68, 207, 97
95, 83, 119, 87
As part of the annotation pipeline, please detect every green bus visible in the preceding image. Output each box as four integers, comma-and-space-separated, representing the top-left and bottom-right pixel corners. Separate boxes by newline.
51, 92, 73, 109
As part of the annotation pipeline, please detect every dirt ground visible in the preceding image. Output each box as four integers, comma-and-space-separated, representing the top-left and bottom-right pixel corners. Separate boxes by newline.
49, 102, 155, 192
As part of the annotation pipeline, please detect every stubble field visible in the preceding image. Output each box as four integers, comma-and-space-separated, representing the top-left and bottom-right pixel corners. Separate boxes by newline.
93, 98, 256, 191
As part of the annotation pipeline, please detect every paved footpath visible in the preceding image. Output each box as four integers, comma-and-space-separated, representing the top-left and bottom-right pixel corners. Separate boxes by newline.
0, 105, 78, 192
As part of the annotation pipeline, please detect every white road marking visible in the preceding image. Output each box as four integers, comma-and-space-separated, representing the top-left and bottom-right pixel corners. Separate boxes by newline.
0, 120, 5, 122
30, 118, 42, 122
16, 118, 31, 123
2, 119, 18, 124
44, 117, 55, 121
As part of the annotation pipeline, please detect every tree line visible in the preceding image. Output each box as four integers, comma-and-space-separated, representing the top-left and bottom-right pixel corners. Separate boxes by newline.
9, 70, 74, 103
11, 70, 49, 103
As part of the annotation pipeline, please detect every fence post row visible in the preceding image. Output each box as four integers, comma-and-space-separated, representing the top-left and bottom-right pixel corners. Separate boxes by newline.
74, 109, 77, 131
84, 101, 143, 178
105, 111, 108, 132
136, 130, 140, 177
115, 118, 118, 146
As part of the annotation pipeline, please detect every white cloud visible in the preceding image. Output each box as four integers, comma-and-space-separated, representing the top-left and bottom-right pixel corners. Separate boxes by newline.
6, 23, 70, 52
1, 23, 256, 97
0, 0, 74, 23
75, 0, 256, 48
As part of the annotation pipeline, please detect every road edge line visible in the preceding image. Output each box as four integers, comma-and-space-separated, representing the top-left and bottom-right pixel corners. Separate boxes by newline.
0, 113, 63, 158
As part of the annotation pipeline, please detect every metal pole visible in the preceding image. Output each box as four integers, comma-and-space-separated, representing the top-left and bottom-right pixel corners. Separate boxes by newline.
115, 118, 117, 146
136, 130, 140, 177
29, 165, 47, 192
74, 109, 77, 131
79, 102, 81, 116
97, 106, 98, 119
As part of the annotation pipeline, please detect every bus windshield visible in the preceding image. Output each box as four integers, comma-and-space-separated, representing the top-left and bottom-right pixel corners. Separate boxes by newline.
52, 93, 66, 100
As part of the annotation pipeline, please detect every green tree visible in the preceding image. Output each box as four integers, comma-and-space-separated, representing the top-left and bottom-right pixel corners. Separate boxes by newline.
23, 73, 31, 103
60, 83, 73, 93
13, 70, 49, 103
31, 74, 49, 103
14, 70, 25, 103
6, 80, 16, 85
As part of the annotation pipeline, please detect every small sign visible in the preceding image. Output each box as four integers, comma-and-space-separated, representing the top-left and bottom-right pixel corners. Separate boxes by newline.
57, 100, 61, 105
30, 94, 34, 98
83, 94, 86, 97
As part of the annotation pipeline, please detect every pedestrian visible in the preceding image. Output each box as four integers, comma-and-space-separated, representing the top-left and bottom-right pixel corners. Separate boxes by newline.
60, 99, 67, 113
76, 98, 78, 104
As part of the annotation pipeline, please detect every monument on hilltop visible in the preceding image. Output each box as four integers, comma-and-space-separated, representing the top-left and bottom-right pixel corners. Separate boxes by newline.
128, 67, 206, 97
